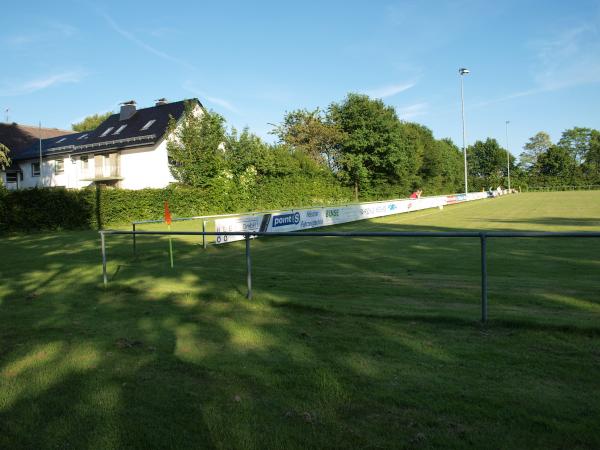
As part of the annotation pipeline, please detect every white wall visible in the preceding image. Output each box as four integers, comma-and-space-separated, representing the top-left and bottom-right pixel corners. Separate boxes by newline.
119, 139, 176, 189
13, 158, 62, 189
3, 141, 175, 191
4, 155, 93, 190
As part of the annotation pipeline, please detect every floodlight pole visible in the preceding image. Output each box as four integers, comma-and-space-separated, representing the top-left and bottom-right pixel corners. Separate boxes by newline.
505, 121, 511, 191
459, 68, 470, 195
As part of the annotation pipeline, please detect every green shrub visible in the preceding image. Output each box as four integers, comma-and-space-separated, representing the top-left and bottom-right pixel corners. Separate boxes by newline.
0, 176, 353, 232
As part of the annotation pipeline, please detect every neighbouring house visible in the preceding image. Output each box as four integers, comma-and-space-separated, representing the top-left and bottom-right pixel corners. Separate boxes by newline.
0, 123, 72, 187
0, 98, 202, 190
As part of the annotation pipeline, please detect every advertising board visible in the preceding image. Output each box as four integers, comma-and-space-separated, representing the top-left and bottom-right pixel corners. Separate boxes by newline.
215, 192, 490, 244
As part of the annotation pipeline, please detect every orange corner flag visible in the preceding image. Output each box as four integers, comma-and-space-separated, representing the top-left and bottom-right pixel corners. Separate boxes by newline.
164, 201, 172, 225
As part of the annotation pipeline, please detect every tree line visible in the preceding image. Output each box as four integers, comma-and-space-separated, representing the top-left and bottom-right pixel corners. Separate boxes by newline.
167, 95, 599, 199
167, 94, 467, 200
3, 94, 597, 197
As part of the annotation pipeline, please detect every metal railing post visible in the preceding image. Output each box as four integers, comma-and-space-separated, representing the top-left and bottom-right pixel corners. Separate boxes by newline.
480, 233, 488, 322
246, 234, 252, 300
132, 222, 137, 257
101, 231, 108, 288
203, 220, 207, 249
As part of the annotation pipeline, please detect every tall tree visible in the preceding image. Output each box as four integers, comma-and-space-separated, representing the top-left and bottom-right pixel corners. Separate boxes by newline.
520, 131, 552, 169
0, 143, 10, 170
328, 93, 417, 198
421, 138, 463, 193
467, 138, 511, 190
72, 112, 112, 132
272, 109, 345, 170
226, 127, 270, 176
166, 105, 227, 187
533, 145, 577, 180
582, 130, 600, 182
557, 127, 594, 164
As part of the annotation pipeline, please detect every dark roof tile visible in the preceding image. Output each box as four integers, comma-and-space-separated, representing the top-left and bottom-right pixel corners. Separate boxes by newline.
11, 98, 199, 161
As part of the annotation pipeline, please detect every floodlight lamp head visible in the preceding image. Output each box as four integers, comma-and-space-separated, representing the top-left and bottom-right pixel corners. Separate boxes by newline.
459, 68, 470, 75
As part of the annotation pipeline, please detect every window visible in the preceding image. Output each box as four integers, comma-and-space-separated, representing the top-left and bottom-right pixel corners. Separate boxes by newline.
77, 134, 89, 140
81, 156, 88, 170
56, 137, 67, 143
113, 125, 127, 135
55, 159, 64, 174
141, 119, 156, 131
100, 127, 114, 137
32, 162, 40, 176
6, 172, 18, 183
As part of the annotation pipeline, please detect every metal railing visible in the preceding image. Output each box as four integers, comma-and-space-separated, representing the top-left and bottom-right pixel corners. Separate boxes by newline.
99, 229, 600, 323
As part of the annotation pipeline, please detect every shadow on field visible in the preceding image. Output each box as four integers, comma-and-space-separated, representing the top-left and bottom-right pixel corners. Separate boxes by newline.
486, 217, 600, 228
1, 220, 600, 449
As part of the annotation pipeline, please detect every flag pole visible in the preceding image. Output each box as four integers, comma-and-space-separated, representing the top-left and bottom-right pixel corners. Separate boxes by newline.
168, 224, 174, 268
164, 201, 174, 268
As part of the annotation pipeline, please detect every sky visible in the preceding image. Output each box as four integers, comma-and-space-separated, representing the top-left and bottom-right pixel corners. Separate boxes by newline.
1, 0, 599, 158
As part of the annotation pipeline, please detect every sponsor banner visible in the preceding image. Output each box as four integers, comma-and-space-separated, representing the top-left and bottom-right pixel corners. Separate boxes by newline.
215, 214, 266, 244
214, 192, 491, 244
467, 192, 488, 201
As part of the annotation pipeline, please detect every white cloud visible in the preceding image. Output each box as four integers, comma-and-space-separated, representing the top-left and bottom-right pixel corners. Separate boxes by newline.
364, 81, 415, 99
0, 71, 85, 96
3, 21, 77, 47
531, 24, 600, 90
182, 81, 239, 114
100, 11, 198, 71
147, 27, 179, 38
396, 102, 428, 120
4, 34, 37, 46
47, 21, 78, 38
474, 21, 600, 109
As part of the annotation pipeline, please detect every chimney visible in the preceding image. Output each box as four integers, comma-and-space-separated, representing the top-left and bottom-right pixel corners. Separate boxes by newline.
154, 98, 168, 106
119, 100, 137, 121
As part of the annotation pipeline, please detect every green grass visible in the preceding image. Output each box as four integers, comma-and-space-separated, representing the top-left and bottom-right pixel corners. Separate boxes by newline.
1, 191, 599, 449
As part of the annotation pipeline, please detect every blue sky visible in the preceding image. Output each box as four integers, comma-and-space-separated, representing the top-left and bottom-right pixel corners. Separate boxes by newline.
1, 0, 599, 158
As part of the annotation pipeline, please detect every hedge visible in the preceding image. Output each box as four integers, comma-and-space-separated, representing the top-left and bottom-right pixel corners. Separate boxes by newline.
0, 176, 353, 232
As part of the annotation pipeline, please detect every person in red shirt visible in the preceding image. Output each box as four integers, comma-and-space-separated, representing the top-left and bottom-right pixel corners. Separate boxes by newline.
410, 189, 423, 199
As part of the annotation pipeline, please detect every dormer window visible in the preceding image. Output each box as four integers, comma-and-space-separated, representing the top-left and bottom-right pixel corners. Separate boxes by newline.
141, 119, 156, 131
113, 125, 127, 135
77, 134, 88, 140
100, 127, 114, 137
56, 137, 67, 143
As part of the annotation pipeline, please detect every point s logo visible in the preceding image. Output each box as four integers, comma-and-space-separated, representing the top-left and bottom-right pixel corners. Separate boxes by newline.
272, 212, 301, 227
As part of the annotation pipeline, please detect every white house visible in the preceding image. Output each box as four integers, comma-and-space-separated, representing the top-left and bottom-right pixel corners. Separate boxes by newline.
1, 98, 202, 190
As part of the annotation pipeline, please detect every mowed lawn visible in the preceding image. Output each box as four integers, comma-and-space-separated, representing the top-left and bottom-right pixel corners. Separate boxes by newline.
1, 191, 599, 449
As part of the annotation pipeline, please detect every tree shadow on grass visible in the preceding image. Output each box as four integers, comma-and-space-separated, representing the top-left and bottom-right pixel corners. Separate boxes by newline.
1, 220, 600, 448
485, 217, 600, 228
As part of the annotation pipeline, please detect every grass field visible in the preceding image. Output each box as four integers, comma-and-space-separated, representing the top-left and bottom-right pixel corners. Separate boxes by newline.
1, 191, 599, 449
